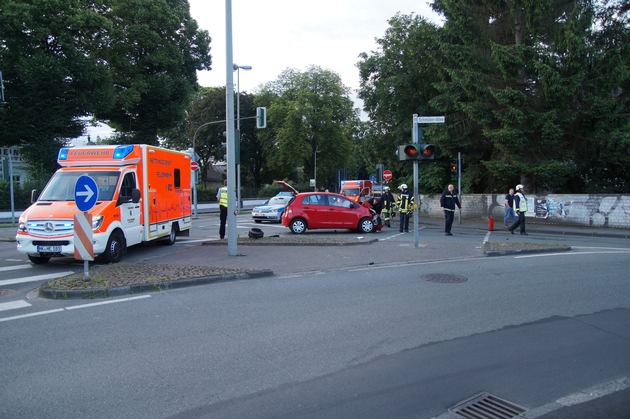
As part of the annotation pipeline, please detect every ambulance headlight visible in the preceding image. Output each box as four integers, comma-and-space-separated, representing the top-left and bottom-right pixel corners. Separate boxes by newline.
18, 222, 27, 232
92, 215, 104, 230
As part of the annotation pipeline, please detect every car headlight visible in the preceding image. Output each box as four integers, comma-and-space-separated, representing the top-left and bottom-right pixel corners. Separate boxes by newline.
92, 215, 104, 230
18, 221, 27, 232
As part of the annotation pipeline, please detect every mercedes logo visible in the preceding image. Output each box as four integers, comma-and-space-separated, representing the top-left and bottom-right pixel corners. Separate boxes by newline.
44, 222, 54, 232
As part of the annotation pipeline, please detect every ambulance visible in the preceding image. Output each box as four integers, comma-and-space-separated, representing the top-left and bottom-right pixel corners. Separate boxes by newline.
339, 180, 373, 203
16, 144, 192, 264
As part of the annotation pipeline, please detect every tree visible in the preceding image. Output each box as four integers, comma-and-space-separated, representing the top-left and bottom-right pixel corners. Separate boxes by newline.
358, 2, 630, 193
95, 0, 211, 145
0, 0, 114, 180
260, 66, 360, 190
357, 13, 449, 193
429, 0, 629, 193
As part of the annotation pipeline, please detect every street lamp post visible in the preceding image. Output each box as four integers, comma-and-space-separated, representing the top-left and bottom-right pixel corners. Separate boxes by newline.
313, 148, 320, 191
233, 63, 252, 212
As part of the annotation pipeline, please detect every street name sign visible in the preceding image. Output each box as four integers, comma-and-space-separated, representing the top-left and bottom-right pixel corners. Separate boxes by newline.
415, 116, 445, 123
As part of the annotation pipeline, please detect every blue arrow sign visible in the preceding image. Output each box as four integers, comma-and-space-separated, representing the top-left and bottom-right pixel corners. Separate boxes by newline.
75, 175, 98, 212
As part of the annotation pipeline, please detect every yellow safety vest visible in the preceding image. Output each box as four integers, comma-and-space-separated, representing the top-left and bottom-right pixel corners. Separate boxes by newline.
218, 187, 228, 207
515, 192, 527, 212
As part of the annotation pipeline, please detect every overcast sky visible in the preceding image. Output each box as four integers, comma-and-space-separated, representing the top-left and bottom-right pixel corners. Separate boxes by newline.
188, 0, 441, 96
81, 1, 441, 143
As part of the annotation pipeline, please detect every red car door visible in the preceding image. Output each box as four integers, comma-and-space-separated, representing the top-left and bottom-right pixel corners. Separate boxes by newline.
301, 194, 327, 228
325, 194, 361, 228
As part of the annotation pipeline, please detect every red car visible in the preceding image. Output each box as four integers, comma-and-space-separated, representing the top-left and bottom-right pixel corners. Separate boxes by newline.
282, 192, 375, 234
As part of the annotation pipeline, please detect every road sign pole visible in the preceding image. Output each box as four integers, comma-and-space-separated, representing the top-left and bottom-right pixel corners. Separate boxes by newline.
412, 114, 420, 249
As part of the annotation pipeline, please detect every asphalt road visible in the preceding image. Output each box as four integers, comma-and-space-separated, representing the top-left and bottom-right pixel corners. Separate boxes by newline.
1, 216, 629, 418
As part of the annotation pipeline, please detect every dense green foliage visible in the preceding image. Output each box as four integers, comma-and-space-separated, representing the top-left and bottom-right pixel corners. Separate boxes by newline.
0, 0, 210, 180
258, 66, 361, 190
358, 0, 630, 193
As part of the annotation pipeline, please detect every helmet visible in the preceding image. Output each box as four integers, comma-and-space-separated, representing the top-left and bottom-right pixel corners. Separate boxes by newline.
383, 186, 390, 191
516, 184, 524, 190
398, 184, 408, 191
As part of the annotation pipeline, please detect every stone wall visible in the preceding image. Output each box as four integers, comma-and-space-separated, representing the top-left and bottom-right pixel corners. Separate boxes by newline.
418, 194, 630, 229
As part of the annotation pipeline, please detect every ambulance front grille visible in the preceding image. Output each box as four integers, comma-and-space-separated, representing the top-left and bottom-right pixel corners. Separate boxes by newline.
27, 220, 74, 237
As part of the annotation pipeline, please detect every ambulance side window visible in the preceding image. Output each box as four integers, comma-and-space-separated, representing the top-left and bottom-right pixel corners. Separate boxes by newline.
118, 173, 137, 204
174, 169, 181, 189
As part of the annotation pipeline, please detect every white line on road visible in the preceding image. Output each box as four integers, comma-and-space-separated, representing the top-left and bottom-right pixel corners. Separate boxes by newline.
0, 295, 152, 323
0, 300, 31, 312
0, 271, 75, 287
65, 295, 151, 310
516, 250, 630, 259
0, 264, 31, 272
0, 309, 65, 322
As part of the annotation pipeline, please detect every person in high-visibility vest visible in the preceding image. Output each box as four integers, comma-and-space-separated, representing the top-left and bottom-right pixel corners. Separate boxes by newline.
216, 181, 229, 239
381, 186, 395, 227
396, 184, 413, 232
440, 183, 462, 236
508, 184, 528, 235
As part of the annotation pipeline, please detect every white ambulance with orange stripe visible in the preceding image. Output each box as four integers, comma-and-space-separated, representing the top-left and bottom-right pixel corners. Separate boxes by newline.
16, 144, 192, 264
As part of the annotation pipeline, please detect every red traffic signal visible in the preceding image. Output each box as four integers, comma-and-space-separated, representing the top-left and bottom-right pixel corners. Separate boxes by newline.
450, 160, 458, 175
398, 144, 436, 161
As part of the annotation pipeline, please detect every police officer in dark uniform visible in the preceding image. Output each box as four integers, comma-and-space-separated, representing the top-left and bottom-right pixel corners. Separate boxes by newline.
440, 183, 461, 236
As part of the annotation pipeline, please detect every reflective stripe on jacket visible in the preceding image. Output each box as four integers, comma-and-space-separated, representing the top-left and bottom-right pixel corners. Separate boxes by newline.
397, 193, 414, 213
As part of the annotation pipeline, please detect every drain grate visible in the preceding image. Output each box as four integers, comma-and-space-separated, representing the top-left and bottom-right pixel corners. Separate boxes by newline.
422, 273, 468, 283
449, 392, 526, 418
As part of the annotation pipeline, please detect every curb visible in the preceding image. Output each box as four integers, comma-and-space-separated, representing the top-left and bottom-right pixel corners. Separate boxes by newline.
39, 269, 274, 300
202, 238, 379, 246
483, 245, 572, 257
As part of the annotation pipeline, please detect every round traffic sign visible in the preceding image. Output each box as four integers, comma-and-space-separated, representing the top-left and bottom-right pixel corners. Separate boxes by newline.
191, 161, 199, 172
75, 175, 98, 212
383, 170, 393, 181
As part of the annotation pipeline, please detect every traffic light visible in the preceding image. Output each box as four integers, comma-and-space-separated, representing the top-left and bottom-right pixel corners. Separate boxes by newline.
450, 159, 458, 175
397, 144, 436, 161
256, 107, 267, 129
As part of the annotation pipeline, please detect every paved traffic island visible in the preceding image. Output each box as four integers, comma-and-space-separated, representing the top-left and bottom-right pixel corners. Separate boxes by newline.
39, 263, 273, 300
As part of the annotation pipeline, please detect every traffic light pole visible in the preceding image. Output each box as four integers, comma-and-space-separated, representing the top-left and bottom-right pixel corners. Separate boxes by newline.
458, 151, 462, 224
412, 114, 421, 249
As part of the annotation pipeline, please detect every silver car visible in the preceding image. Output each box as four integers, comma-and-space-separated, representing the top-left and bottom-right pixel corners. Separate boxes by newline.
251, 193, 294, 223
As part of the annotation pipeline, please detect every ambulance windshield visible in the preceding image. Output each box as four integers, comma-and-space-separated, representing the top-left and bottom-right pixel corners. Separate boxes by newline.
39, 171, 120, 202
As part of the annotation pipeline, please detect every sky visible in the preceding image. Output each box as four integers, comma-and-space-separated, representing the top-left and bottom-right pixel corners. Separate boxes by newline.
188, 0, 442, 100
80, 0, 442, 144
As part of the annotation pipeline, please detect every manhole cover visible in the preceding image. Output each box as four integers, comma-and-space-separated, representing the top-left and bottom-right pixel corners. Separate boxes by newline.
450, 391, 526, 418
0, 288, 16, 298
422, 273, 468, 283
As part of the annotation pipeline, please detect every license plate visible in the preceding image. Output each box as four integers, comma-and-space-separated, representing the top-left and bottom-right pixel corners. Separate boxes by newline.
37, 246, 62, 253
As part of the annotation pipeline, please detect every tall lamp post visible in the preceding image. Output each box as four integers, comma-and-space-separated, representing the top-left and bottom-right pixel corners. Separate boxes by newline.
233, 63, 252, 212
313, 148, 320, 191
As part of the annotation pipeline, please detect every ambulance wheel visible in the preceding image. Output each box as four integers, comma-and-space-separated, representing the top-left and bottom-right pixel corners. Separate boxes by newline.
162, 226, 177, 245
358, 217, 374, 233
289, 218, 307, 234
102, 231, 124, 263
28, 255, 50, 264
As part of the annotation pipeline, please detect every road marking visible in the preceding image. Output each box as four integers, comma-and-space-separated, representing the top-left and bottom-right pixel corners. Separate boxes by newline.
65, 295, 151, 310
516, 250, 630, 259
0, 264, 31, 272
0, 295, 152, 323
0, 300, 31, 312
0, 271, 75, 287
0, 309, 65, 322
